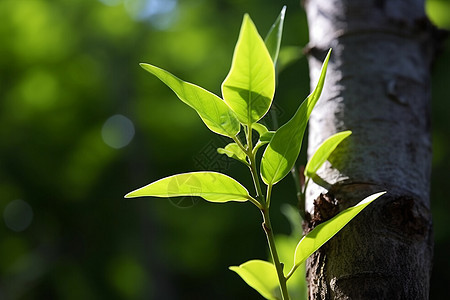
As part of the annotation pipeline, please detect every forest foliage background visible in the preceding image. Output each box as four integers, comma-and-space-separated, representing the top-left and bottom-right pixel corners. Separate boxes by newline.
1, 0, 449, 299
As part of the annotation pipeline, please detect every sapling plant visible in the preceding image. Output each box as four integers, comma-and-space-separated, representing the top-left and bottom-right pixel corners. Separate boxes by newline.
126, 7, 385, 300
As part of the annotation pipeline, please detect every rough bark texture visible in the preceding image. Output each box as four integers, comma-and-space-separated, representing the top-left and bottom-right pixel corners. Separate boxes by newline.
303, 0, 438, 299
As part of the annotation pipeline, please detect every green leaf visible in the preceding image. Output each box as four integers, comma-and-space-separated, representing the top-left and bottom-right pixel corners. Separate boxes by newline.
260, 131, 275, 143
264, 5, 286, 64
304, 131, 352, 178
251, 124, 273, 153
125, 172, 250, 203
222, 14, 275, 125
289, 192, 385, 275
229, 260, 279, 300
217, 143, 248, 164
252, 122, 269, 136
140, 63, 240, 138
260, 49, 332, 185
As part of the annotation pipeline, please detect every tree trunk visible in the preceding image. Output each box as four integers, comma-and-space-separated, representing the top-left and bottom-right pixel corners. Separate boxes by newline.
303, 0, 437, 298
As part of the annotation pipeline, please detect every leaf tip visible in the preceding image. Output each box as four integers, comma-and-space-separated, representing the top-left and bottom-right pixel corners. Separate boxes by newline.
242, 13, 256, 28
139, 63, 153, 72
281, 5, 287, 17
374, 191, 387, 198
341, 130, 352, 138
124, 191, 136, 199
358, 191, 387, 206
229, 266, 238, 272
325, 48, 332, 62
124, 187, 145, 199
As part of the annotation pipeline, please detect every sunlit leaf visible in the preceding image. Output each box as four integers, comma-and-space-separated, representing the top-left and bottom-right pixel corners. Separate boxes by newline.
260, 131, 275, 143
125, 172, 250, 203
217, 143, 248, 164
253, 122, 269, 136
222, 14, 275, 125
260, 49, 331, 185
304, 131, 352, 178
140, 63, 240, 138
252, 124, 273, 153
289, 192, 385, 276
264, 5, 286, 64
229, 260, 279, 300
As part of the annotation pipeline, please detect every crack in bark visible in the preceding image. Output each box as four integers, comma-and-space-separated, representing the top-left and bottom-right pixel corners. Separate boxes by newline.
303, 192, 339, 235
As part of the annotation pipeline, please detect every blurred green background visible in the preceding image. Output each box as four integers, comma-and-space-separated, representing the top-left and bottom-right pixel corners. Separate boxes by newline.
0, 0, 449, 299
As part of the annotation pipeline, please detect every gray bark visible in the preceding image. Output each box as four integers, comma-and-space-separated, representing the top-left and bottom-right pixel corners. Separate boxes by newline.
303, 0, 437, 298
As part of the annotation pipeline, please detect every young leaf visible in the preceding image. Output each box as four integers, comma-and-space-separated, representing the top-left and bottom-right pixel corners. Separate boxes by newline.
217, 143, 248, 164
140, 63, 240, 138
229, 260, 279, 300
222, 14, 275, 125
264, 5, 287, 64
252, 122, 269, 136
304, 131, 352, 178
251, 124, 273, 154
260, 49, 332, 185
125, 172, 251, 203
288, 192, 386, 277
260, 131, 275, 143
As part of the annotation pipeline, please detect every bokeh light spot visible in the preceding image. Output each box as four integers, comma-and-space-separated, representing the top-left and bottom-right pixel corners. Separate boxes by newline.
101, 114, 135, 149
97, 0, 178, 29
4, 199, 34, 232
125, 0, 177, 29
125, 0, 176, 18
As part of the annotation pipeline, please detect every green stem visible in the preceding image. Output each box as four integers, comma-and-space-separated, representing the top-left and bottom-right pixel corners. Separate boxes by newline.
290, 167, 302, 203
247, 124, 253, 151
261, 204, 290, 300
266, 182, 273, 209
247, 195, 263, 210
245, 125, 265, 202
248, 151, 264, 201
232, 135, 246, 152
243, 125, 289, 299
